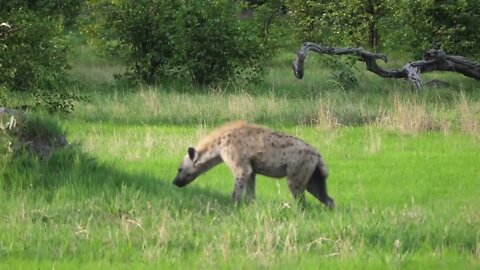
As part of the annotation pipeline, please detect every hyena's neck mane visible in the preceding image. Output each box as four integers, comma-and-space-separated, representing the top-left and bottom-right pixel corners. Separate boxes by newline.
195, 121, 249, 153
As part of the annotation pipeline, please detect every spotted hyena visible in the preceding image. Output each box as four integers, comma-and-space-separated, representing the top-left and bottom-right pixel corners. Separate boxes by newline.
172, 121, 334, 209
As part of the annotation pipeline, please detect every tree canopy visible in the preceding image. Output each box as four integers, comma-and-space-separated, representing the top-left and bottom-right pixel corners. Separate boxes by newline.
1, 0, 479, 112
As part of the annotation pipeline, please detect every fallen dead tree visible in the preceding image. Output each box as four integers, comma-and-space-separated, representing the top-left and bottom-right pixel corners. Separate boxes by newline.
292, 42, 480, 89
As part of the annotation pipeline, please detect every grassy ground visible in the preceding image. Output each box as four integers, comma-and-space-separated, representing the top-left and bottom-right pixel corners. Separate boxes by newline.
1, 47, 480, 269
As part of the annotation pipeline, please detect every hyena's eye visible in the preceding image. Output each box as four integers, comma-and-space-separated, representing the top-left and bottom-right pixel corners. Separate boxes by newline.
178, 167, 183, 173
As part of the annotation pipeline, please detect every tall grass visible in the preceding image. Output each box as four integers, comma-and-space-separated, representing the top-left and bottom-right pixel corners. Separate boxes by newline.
71, 84, 480, 137
68, 44, 480, 135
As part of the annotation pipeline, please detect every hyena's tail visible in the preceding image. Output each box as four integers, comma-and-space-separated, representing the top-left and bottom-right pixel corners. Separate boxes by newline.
306, 158, 335, 209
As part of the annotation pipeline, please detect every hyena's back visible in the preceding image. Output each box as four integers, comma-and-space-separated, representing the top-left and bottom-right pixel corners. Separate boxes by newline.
214, 123, 327, 180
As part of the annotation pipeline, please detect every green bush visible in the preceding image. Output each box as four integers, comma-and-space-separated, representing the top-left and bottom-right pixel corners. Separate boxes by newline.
0, 1, 86, 112
90, 0, 270, 85
0, 9, 70, 92
25, 0, 85, 27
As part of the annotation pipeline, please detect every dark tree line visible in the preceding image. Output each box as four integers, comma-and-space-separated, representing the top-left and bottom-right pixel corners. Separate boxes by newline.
1, 0, 480, 112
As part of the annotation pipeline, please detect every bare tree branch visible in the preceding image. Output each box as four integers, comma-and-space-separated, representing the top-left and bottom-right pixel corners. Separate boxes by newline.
293, 42, 480, 89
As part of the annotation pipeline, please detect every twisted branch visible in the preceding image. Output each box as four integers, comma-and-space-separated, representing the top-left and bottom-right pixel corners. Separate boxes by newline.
293, 42, 480, 89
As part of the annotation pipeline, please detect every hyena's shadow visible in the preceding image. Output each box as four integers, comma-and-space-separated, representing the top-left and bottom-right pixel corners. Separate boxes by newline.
167, 181, 234, 208
2, 143, 233, 210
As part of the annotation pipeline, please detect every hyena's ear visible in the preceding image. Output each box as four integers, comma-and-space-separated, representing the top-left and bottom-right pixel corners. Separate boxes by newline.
187, 147, 196, 161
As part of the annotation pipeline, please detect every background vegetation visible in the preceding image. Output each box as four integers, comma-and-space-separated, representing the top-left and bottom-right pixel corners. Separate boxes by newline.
1, 0, 479, 269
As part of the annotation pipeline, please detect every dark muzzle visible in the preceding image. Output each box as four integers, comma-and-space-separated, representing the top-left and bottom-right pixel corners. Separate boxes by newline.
172, 178, 187, 187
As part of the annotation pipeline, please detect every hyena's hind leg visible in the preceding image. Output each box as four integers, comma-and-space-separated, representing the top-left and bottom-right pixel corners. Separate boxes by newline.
286, 177, 307, 208
286, 165, 313, 209
287, 159, 317, 208
306, 166, 335, 209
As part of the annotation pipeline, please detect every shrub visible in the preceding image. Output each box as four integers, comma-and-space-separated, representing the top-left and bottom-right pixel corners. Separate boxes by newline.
0, 1, 85, 112
0, 10, 70, 92
0, 113, 68, 161
89, 0, 270, 85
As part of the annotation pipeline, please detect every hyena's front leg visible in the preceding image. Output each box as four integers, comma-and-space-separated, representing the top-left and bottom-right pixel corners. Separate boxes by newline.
245, 173, 256, 202
229, 164, 253, 204
232, 175, 246, 203
222, 151, 253, 204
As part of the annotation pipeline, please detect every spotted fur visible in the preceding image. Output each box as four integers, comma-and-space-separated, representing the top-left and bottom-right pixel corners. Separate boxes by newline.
172, 121, 334, 208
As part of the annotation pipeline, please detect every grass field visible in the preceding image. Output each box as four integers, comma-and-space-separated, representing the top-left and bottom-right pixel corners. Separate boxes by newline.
1, 49, 480, 269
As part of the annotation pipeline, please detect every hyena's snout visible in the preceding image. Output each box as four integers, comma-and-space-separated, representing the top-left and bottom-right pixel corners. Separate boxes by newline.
172, 177, 187, 187
173, 174, 196, 187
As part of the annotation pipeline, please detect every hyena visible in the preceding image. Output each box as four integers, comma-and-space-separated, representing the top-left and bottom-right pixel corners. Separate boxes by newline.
172, 121, 334, 209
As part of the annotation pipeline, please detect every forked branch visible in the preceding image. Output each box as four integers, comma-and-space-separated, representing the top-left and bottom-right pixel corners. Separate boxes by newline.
293, 42, 480, 89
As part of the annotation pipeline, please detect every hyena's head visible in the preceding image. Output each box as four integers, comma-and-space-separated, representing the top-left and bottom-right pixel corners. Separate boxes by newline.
172, 147, 201, 187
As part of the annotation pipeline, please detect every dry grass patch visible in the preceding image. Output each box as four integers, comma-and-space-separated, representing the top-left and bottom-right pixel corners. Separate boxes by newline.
388, 94, 435, 134
227, 92, 256, 122
303, 100, 340, 130
374, 94, 451, 135
365, 127, 382, 154
457, 94, 480, 136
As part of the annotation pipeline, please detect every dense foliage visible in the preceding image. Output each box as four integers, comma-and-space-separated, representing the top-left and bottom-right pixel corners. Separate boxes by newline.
0, 6, 69, 92
87, 0, 270, 85
286, 0, 480, 57
285, 0, 386, 50
0, 0, 85, 112
415, 0, 480, 57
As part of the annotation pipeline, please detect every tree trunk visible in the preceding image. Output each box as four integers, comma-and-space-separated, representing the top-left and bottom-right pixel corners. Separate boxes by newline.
365, 0, 380, 51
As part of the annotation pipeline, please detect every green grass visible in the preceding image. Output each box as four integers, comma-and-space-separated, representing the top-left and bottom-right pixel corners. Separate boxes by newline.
1, 47, 480, 269
1, 121, 479, 269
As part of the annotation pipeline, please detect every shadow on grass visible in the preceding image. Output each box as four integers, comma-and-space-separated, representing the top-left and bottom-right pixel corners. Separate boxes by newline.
1, 143, 233, 213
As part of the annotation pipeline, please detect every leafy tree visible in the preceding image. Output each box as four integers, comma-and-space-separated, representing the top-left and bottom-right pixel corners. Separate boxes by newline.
285, 0, 336, 43
0, 1, 84, 112
286, 0, 387, 51
25, 0, 85, 27
0, 11, 69, 91
87, 0, 270, 85
426, 0, 480, 57
377, 0, 480, 57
